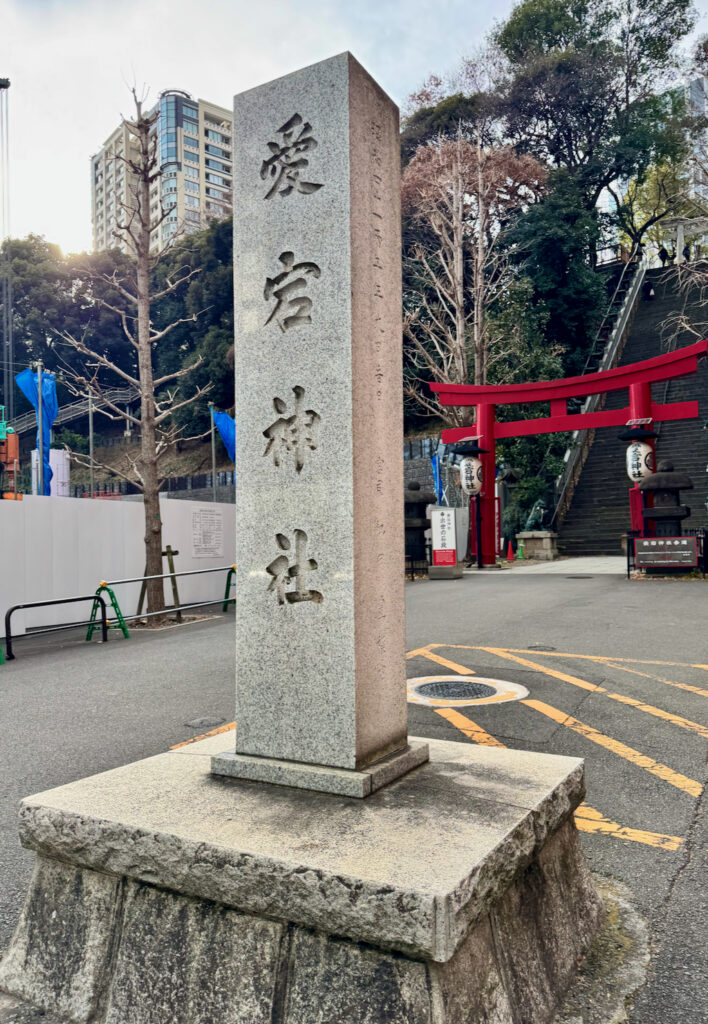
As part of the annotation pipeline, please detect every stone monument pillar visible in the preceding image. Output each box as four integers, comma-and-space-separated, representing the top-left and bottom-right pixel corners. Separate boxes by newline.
0, 55, 601, 1024
211, 52, 428, 796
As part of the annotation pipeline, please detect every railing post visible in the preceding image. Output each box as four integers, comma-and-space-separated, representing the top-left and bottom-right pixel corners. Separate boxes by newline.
4, 607, 14, 660
100, 596, 108, 644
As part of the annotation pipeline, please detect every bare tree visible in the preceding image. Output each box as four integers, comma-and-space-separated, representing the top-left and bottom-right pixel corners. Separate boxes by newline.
606, 161, 701, 254
401, 134, 545, 425
57, 91, 210, 616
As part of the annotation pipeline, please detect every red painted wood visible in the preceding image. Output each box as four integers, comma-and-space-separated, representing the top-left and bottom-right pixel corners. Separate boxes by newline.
476, 403, 497, 566
441, 400, 699, 443
431, 340, 707, 407
628, 487, 644, 535
550, 399, 567, 417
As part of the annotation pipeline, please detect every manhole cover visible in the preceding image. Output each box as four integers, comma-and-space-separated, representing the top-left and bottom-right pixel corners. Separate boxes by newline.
566, 575, 593, 579
407, 676, 529, 708
528, 643, 556, 651
185, 717, 226, 730
417, 680, 496, 700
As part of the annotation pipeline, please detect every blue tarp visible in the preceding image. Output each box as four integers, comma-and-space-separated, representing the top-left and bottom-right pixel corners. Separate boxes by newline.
213, 410, 235, 463
431, 454, 443, 504
15, 368, 59, 496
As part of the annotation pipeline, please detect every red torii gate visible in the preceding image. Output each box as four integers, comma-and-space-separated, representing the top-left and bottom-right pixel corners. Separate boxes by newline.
430, 339, 708, 566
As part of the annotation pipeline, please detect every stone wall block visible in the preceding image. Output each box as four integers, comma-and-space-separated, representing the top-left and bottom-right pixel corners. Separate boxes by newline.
281, 926, 432, 1024
490, 819, 603, 1024
104, 882, 284, 1024
429, 915, 514, 1024
0, 856, 122, 1022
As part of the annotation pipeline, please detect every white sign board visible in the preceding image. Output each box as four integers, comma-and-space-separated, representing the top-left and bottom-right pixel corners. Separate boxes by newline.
191, 507, 224, 558
430, 507, 457, 567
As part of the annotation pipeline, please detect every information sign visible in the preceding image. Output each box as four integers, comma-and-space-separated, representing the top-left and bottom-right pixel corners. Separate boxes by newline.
191, 507, 224, 558
634, 536, 698, 568
431, 507, 457, 566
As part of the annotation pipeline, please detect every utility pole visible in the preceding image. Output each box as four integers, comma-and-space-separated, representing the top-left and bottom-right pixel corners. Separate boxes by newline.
0, 78, 13, 421
88, 392, 94, 497
209, 402, 217, 502
36, 360, 43, 496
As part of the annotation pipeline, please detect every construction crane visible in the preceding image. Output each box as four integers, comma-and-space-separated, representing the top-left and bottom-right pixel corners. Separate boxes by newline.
0, 403, 19, 497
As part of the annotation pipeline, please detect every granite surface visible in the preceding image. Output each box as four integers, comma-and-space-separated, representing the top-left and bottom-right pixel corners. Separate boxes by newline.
13, 735, 584, 962
104, 883, 282, 1024
0, 819, 599, 1024
230, 52, 407, 773
0, 858, 121, 1022
211, 740, 430, 798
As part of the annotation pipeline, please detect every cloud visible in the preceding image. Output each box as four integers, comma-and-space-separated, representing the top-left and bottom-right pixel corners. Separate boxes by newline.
1, 0, 514, 253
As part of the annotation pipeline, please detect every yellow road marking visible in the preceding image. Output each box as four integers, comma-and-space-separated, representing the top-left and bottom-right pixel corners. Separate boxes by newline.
481, 648, 708, 735
522, 699, 702, 797
573, 805, 683, 851
408, 647, 476, 674
605, 692, 708, 738
433, 706, 684, 850
434, 708, 506, 746
406, 646, 433, 659
431, 643, 708, 673
605, 661, 708, 699
170, 722, 236, 749
481, 647, 605, 692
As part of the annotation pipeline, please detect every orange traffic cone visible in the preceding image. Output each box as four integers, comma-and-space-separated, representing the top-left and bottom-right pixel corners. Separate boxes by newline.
506, 540, 514, 562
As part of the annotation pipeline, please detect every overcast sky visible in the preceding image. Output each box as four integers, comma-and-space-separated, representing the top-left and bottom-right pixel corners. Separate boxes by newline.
2, 0, 707, 255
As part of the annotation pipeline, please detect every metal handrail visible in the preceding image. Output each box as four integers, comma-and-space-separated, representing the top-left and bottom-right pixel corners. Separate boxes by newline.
9, 387, 138, 435
551, 251, 649, 528
3, 594, 108, 660
105, 564, 235, 587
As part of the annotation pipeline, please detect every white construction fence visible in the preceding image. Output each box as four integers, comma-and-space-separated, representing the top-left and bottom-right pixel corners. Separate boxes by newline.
0, 495, 236, 637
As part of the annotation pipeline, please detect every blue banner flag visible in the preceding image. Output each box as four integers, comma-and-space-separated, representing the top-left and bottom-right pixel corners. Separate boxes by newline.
213, 410, 235, 463
15, 368, 59, 496
431, 454, 443, 505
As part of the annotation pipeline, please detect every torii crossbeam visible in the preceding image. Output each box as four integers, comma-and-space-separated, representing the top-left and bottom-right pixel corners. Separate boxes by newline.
430, 340, 707, 566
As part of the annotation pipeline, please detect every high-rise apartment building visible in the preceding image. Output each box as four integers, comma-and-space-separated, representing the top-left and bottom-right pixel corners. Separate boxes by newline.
91, 90, 233, 254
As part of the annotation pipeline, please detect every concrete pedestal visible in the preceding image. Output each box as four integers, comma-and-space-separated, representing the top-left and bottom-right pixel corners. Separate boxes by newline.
0, 734, 601, 1024
517, 531, 559, 561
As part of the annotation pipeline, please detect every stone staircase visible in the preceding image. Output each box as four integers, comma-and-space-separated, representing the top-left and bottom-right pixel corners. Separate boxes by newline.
558, 268, 708, 556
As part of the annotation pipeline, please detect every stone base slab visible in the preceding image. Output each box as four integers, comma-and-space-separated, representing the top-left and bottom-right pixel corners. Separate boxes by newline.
0, 734, 601, 1023
211, 740, 430, 797
517, 531, 559, 561
428, 564, 463, 579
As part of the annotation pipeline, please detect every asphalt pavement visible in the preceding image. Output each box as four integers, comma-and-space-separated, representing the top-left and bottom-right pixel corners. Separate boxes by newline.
0, 568, 706, 1023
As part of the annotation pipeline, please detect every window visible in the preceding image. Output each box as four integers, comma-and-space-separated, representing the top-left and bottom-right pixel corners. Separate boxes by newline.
184, 135, 199, 151
184, 166, 199, 180
184, 151, 199, 164
184, 121, 199, 138
205, 186, 224, 198
184, 105, 198, 120
206, 129, 230, 145
185, 195, 199, 208
185, 180, 199, 194
205, 144, 229, 159
206, 172, 228, 187
205, 158, 231, 173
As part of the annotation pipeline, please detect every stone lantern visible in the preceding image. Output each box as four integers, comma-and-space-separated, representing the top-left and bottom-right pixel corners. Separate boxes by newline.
639, 459, 694, 537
